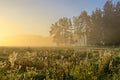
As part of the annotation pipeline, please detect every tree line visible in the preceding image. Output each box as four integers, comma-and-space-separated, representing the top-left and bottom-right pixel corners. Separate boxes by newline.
50, 1, 120, 46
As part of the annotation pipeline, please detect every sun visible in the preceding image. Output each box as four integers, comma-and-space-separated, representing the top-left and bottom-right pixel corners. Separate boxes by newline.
0, 34, 6, 42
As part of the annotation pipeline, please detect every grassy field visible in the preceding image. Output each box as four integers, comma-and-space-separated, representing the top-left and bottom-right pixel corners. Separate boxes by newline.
0, 47, 120, 80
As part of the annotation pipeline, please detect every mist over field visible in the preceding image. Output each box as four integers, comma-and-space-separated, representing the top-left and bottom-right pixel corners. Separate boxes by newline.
0, 0, 120, 80
0, 35, 54, 47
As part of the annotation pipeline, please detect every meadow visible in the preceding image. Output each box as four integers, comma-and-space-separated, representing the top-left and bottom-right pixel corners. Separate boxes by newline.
0, 47, 120, 80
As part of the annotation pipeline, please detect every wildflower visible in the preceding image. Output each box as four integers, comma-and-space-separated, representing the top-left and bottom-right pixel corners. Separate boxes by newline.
8, 51, 18, 68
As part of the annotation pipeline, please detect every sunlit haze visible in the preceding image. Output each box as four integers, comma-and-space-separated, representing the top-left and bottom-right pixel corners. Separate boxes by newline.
0, 0, 118, 46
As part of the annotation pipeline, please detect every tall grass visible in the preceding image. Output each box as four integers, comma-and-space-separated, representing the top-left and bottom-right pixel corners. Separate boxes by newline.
0, 47, 120, 80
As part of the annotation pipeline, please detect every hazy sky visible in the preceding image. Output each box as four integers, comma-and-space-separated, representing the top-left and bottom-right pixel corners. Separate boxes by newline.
0, 0, 118, 38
